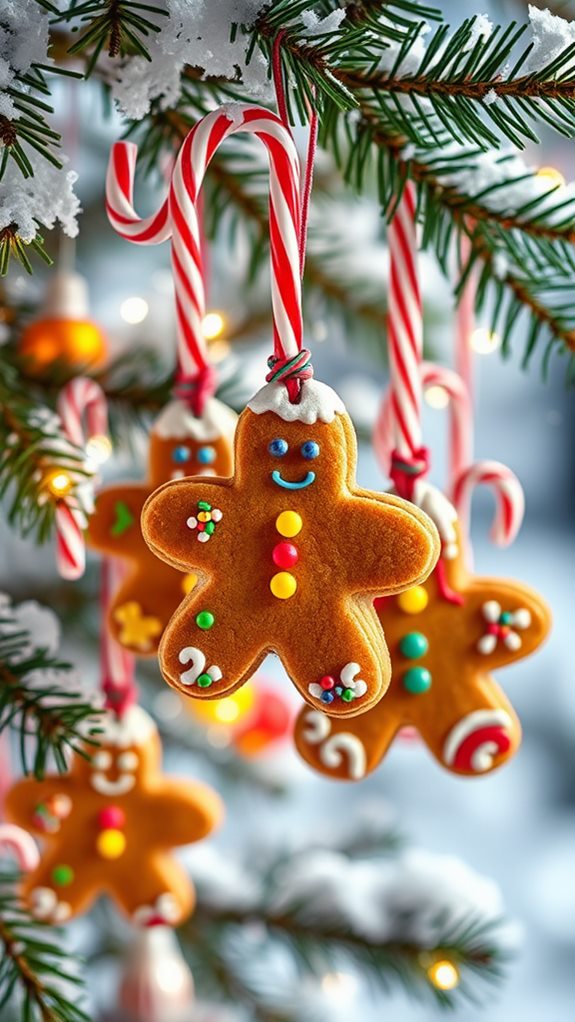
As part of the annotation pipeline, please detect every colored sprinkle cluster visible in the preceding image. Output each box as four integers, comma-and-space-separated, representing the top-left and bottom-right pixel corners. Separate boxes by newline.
318, 675, 355, 705
187, 501, 223, 543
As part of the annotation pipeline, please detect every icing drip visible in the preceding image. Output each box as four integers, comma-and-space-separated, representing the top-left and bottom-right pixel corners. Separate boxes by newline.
248, 380, 345, 424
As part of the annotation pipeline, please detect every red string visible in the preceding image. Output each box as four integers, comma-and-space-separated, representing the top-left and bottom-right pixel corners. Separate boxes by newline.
272, 31, 290, 129
389, 446, 430, 503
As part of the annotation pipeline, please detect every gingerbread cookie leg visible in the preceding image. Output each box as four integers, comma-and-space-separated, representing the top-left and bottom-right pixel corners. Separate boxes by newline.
281, 601, 391, 718
113, 854, 194, 927
21, 854, 95, 924
295, 698, 400, 781
158, 583, 263, 699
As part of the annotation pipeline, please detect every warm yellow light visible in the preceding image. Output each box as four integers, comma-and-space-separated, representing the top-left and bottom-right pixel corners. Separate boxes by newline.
120, 296, 149, 324
85, 434, 112, 467
208, 338, 231, 363
201, 312, 225, 340
45, 470, 73, 497
214, 698, 243, 724
191, 683, 255, 725
425, 385, 450, 409
321, 972, 357, 997
427, 960, 460, 991
470, 327, 501, 355
537, 166, 565, 188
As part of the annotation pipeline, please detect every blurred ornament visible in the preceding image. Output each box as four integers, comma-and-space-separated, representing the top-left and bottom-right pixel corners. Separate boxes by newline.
19, 270, 108, 373
190, 684, 256, 726
117, 927, 194, 1022
184, 680, 291, 758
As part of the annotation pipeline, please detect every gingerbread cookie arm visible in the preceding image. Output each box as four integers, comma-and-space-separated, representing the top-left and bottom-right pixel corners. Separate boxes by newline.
21, 853, 97, 924
294, 701, 400, 780
112, 853, 195, 927
87, 485, 149, 555
142, 478, 233, 573
141, 781, 224, 846
341, 492, 440, 596
464, 578, 551, 670
4, 776, 71, 836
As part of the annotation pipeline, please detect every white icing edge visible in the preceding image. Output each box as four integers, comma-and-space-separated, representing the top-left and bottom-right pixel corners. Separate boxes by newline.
92, 706, 156, 748
443, 709, 512, 767
152, 397, 237, 441
247, 379, 345, 424
405, 480, 459, 558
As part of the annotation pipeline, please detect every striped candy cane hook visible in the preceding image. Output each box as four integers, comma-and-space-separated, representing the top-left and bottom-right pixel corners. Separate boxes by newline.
452, 460, 525, 547
101, 558, 137, 717
55, 378, 109, 581
106, 105, 304, 409
0, 824, 40, 872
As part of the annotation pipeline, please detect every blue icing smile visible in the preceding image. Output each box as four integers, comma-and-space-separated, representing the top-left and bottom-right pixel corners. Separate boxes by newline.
271, 470, 316, 490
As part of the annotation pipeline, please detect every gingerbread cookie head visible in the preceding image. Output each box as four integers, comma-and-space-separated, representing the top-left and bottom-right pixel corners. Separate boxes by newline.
142, 379, 440, 717
5, 706, 224, 926
149, 397, 237, 485
295, 516, 551, 779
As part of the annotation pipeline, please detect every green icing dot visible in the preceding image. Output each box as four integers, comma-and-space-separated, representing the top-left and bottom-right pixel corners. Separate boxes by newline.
205, 521, 216, 536
399, 632, 429, 659
403, 667, 432, 694
197, 673, 213, 688
52, 864, 74, 887
196, 611, 215, 630
341, 689, 355, 702
198, 501, 212, 511
499, 611, 512, 624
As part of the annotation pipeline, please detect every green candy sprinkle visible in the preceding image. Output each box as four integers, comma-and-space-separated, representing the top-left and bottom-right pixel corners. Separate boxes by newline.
197, 673, 213, 688
341, 689, 355, 702
196, 611, 215, 630
205, 521, 216, 536
52, 864, 74, 887
198, 501, 211, 511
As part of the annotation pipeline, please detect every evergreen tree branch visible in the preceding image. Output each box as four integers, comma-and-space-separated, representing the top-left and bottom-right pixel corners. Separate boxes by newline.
0, 872, 89, 1022
55, 1, 168, 72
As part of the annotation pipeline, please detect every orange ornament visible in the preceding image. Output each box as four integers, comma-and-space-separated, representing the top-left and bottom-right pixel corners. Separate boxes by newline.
19, 271, 107, 373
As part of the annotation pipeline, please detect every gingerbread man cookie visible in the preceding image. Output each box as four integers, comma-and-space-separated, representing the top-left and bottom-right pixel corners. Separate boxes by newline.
88, 398, 237, 654
141, 379, 440, 718
5, 706, 223, 925
294, 519, 551, 777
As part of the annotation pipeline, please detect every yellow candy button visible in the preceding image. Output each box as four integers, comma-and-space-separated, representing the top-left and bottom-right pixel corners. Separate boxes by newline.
276, 511, 302, 538
397, 585, 428, 614
197, 511, 211, 523
270, 571, 297, 599
182, 572, 198, 595
96, 828, 126, 860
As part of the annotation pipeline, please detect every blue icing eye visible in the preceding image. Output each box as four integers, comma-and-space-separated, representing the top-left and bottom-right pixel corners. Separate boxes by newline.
268, 438, 288, 457
172, 445, 190, 464
197, 445, 216, 465
301, 440, 320, 460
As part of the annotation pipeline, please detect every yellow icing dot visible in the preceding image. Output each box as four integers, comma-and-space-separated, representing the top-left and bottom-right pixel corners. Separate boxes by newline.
270, 571, 297, 599
197, 511, 211, 523
276, 511, 302, 538
182, 573, 198, 595
97, 829, 126, 860
397, 586, 428, 614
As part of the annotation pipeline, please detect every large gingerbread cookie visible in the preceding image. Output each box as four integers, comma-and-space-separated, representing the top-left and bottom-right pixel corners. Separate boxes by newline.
295, 520, 551, 777
141, 380, 440, 718
5, 706, 223, 926
88, 398, 237, 654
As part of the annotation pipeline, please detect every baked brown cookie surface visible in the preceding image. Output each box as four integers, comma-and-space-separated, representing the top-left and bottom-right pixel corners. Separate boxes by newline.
87, 398, 236, 654
294, 521, 551, 776
5, 707, 223, 925
142, 380, 440, 718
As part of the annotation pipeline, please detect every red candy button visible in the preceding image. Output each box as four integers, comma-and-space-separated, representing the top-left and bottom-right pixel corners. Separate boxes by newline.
272, 541, 299, 569
320, 675, 335, 691
98, 805, 126, 830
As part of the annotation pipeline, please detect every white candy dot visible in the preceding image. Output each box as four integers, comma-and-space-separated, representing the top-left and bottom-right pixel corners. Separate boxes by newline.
211, 508, 223, 522
513, 608, 532, 629
186, 517, 198, 529
198, 532, 210, 542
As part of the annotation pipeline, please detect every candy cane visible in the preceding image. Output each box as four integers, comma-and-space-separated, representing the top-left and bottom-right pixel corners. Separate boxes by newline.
106, 105, 302, 406
0, 824, 40, 872
55, 377, 109, 581
101, 558, 137, 717
387, 182, 423, 462
452, 460, 525, 546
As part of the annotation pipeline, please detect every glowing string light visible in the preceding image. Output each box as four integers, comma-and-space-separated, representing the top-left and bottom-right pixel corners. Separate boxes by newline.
427, 959, 460, 991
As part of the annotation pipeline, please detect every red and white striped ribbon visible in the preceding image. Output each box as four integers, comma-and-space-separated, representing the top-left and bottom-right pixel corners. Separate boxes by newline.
452, 460, 525, 546
0, 824, 40, 872
101, 558, 137, 717
387, 183, 423, 459
55, 377, 108, 581
106, 105, 302, 389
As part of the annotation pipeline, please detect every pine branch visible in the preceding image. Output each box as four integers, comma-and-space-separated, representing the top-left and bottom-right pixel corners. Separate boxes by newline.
0, 871, 89, 1022
55, 1, 168, 73
0, 602, 102, 778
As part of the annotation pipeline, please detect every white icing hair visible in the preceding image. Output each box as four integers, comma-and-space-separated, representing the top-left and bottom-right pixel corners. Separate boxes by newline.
152, 398, 237, 442
95, 706, 157, 748
247, 379, 345, 424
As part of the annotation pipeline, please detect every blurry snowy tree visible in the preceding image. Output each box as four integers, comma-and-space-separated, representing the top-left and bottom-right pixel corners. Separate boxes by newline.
0, 0, 573, 1019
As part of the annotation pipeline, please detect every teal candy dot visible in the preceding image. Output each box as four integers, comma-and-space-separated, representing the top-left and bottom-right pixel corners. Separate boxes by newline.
196, 611, 215, 630
341, 689, 354, 702
499, 611, 512, 624
403, 667, 432, 694
52, 864, 74, 887
197, 673, 213, 688
399, 632, 429, 659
